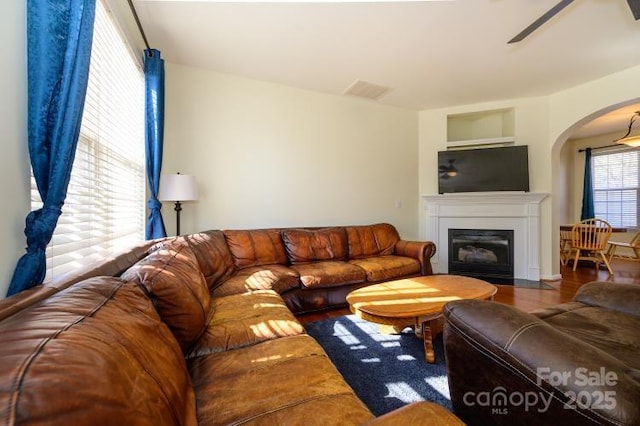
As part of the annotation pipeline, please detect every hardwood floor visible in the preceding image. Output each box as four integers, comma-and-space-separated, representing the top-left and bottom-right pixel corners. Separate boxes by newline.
296, 258, 640, 324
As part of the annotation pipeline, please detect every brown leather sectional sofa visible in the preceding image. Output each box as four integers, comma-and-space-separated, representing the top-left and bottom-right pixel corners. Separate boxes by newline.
443, 281, 640, 426
0, 223, 463, 425
211, 223, 436, 314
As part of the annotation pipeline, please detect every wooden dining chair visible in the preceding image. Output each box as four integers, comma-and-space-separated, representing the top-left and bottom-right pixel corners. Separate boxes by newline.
606, 231, 640, 263
559, 228, 574, 266
571, 218, 613, 275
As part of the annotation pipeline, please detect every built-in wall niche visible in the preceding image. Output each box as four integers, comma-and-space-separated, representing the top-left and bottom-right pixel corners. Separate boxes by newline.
447, 108, 515, 148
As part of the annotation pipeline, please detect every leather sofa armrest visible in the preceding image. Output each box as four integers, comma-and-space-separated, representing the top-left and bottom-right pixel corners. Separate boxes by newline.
574, 281, 640, 318
363, 402, 463, 425
394, 240, 436, 275
443, 299, 640, 425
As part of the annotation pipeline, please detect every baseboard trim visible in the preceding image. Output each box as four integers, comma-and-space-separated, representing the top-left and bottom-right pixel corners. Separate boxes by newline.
541, 274, 562, 281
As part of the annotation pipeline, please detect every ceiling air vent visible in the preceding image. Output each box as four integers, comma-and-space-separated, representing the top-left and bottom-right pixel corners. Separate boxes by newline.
343, 79, 392, 101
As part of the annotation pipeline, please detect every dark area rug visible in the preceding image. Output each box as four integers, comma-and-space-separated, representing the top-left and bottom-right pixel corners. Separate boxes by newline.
304, 314, 452, 416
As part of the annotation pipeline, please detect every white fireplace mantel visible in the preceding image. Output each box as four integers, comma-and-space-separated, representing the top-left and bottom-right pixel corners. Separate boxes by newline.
422, 192, 549, 281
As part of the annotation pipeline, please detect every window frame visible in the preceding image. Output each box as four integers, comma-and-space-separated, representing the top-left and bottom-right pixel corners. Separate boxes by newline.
30, 0, 146, 282
591, 146, 640, 229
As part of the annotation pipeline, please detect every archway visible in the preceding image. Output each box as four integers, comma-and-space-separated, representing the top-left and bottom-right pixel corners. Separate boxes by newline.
549, 99, 640, 276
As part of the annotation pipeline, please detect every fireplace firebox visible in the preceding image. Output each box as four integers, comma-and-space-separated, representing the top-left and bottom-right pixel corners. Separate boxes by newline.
448, 229, 514, 281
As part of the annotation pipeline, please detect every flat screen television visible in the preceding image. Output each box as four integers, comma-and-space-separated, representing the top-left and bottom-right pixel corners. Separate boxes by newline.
438, 145, 529, 194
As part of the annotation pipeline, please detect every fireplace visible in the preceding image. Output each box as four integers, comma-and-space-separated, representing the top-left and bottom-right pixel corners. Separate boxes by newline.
423, 192, 549, 281
448, 229, 514, 281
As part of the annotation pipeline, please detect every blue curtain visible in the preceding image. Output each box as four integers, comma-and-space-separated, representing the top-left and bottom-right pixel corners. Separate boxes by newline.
581, 147, 595, 220
144, 48, 167, 239
8, 0, 96, 297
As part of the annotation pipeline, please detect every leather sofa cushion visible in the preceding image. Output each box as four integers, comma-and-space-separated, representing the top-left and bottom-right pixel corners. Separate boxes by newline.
224, 229, 288, 269
121, 243, 211, 352
368, 402, 464, 425
281, 283, 369, 314
444, 298, 640, 425
539, 305, 640, 370
0, 240, 157, 323
349, 255, 421, 282
0, 277, 197, 426
188, 334, 373, 425
211, 264, 300, 297
346, 223, 400, 259
573, 281, 640, 318
184, 230, 236, 290
46, 239, 156, 289
291, 261, 366, 289
530, 301, 587, 320
187, 290, 304, 357
150, 234, 236, 290
282, 227, 348, 264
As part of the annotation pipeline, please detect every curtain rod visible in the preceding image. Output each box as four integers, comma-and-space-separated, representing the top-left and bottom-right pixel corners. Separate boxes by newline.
126, 0, 151, 53
578, 144, 619, 153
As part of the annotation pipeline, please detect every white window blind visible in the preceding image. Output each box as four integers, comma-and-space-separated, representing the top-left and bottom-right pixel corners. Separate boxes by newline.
31, 0, 145, 281
592, 148, 640, 228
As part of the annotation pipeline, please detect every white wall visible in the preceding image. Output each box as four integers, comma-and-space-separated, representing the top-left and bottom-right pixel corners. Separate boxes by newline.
419, 65, 640, 280
557, 137, 575, 226
162, 63, 420, 239
2, 3, 639, 296
419, 98, 550, 196
419, 97, 554, 277
0, 1, 29, 299
548, 66, 640, 273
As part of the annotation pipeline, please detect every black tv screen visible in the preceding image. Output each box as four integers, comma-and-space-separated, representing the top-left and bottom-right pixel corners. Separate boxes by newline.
438, 145, 529, 194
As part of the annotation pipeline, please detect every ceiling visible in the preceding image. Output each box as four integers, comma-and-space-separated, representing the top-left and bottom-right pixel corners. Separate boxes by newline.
570, 102, 640, 140
134, 0, 640, 138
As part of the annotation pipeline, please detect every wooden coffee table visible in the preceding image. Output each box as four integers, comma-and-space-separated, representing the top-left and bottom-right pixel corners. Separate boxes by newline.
346, 275, 497, 364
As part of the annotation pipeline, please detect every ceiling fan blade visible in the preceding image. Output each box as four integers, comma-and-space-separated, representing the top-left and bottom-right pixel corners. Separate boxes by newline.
627, 0, 640, 20
508, 0, 575, 44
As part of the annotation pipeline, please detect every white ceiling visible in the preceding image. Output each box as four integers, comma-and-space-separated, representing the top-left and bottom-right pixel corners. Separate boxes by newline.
134, 0, 640, 137
570, 102, 640, 140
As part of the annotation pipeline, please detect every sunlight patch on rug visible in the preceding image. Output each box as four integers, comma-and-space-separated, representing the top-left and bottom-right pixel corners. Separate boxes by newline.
305, 314, 452, 416
385, 382, 425, 404
425, 375, 451, 399
332, 322, 361, 345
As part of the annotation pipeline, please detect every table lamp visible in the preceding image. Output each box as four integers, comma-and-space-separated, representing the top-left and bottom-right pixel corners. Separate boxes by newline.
158, 173, 198, 236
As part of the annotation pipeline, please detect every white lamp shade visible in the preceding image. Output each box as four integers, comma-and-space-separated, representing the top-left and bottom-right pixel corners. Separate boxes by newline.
158, 174, 199, 201
618, 135, 640, 147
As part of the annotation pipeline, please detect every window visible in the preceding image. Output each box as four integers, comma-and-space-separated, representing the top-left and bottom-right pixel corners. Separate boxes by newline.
31, 0, 145, 281
592, 148, 640, 228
